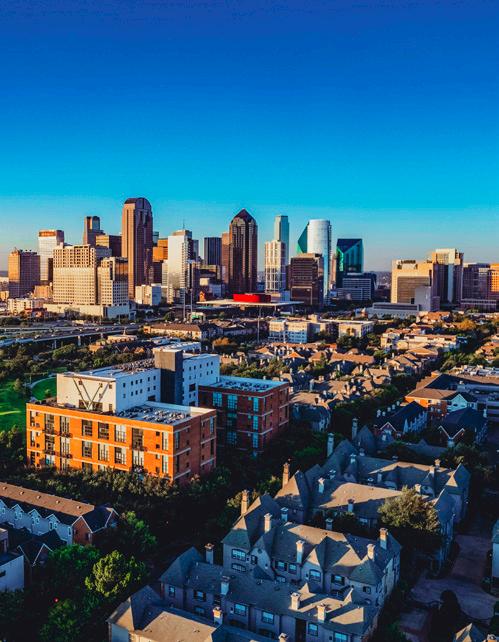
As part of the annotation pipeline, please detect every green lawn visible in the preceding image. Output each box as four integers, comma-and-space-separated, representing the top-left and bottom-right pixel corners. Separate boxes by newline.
0, 382, 27, 431
32, 377, 57, 401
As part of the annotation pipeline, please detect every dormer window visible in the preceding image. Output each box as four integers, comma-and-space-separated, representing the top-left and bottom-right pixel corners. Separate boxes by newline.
332, 574, 344, 585
309, 569, 321, 582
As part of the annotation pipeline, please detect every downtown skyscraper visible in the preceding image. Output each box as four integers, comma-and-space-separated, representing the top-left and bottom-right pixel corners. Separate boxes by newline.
228, 209, 258, 294
121, 198, 153, 298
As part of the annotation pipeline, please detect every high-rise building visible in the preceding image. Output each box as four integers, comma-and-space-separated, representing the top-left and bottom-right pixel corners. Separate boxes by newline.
203, 237, 222, 267
52, 244, 100, 305
95, 234, 122, 257
264, 240, 286, 292
391, 259, 439, 308
164, 230, 199, 305
83, 216, 104, 247
335, 238, 363, 287
38, 230, 64, 283
8, 250, 40, 298
461, 262, 499, 311
274, 215, 289, 265
97, 257, 128, 306
307, 219, 332, 300
289, 253, 324, 305
121, 198, 153, 299
221, 232, 230, 286
430, 248, 464, 304
228, 209, 258, 294
337, 272, 376, 301
153, 239, 168, 263
296, 225, 308, 254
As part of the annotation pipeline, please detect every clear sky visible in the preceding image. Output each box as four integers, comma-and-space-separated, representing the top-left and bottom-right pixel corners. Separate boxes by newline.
1, 0, 498, 270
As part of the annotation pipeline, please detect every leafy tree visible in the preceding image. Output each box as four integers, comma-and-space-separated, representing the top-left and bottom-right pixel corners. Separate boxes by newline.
39, 593, 100, 642
378, 487, 442, 552
0, 427, 25, 473
85, 550, 146, 600
45, 544, 101, 600
0, 590, 25, 641
12, 378, 25, 394
98, 511, 157, 559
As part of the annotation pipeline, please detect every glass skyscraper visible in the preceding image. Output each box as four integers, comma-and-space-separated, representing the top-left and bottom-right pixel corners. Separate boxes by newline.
306, 219, 332, 299
335, 238, 364, 286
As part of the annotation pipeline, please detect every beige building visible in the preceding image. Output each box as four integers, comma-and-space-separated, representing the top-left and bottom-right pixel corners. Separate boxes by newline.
97, 257, 128, 306
264, 240, 286, 292
53, 244, 99, 305
391, 259, 439, 307
121, 197, 153, 298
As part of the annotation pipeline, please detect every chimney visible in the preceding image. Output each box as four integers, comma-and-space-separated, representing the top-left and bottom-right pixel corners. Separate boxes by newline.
349, 415, 358, 440
221, 576, 230, 595
317, 603, 327, 623
429, 465, 435, 478
347, 498, 354, 513
213, 606, 223, 625
205, 543, 214, 564
367, 543, 375, 560
241, 490, 250, 516
264, 513, 272, 533
290, 592, 301, 610
0, 528, 8, 554
434, 459, 441, 469
318, 477, 325, 494
414, 483, 422, 494
296, 539, 305, 564
325, 517, 333, 531
282, 462, 290, 487
486, 636, 498, 641
279, 635, 289, 642
281, 507, 289, 523
379, 528, 388, 550
376, 472, 383, 483
327, 432, 334, 457
367, 477, 374, 486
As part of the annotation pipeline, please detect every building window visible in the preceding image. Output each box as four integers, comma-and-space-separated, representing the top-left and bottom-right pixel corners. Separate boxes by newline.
333, 575, 344, 585
162, 455, 168, 474
226, 431, 237, 446
82, 420, 93, 437
168, 586, 175, 597
252, 415, 259, 431
334, 633, 348, 642
253, 398, 259, 412
98, 444, 109, 462
213, 392, 222, 407
363, 586, 372, 594
82, 441, 92, 458
114, 447, 126, 465
193, 590, 205, 602
209, 417, 215, 434
232, 549, 246, 561
194, 606, 205, 616
261, 611, 274, 624
231, 563, 246, 572
234, 603, 247, 616
307, 623, 319, 637
288, 563, 297, 574
82, 461, 93, 472
44, 414, 55, 431
60, 416, 70, 436
115, 425, 126, 443
309, 569, 321, 583
162, 433, 169, 451
227, 394, 237, 410
275, 560, 287, 571
252, 433, 259, 450
98, 422, 109, 439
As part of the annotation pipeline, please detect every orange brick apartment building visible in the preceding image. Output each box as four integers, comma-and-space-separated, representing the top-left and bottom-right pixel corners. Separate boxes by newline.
27, 363, 216, 483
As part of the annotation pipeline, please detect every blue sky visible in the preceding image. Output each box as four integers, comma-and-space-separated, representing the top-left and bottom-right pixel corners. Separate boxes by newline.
0, 0, 498, 270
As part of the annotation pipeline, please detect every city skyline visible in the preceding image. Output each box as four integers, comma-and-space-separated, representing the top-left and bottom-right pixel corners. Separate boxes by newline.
1, 0, 498, 269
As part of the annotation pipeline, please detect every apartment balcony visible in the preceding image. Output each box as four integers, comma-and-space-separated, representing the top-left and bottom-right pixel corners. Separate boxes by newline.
132, 443, 147, 452
44, 427, 56, 435
44, 449, 59, 457
60, 452, 72, 459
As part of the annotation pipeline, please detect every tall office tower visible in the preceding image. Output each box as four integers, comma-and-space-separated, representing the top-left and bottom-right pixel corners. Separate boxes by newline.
53, 244, 98, 305
97, 257, 129, 306
391, 259, 439, 307
289, 253, 324, 305
83, 215, 104, 247
38, 230, 64, 283
153, 238, 168, 262
430, 248, 464, 304
462, 263, 490, 300
274, 215, 289, 265
221, 232, 230, 286
8, 250, 40, 298
307, 219, 332, 299
264, 240, 286, 292
164, 230, 198, 304
121, 198, 153, 298
335, 239, 364, 287
204, 237, 222, 266
489, 264, 499, 301
296, 224, 308, 254
228, 209, 258, 294
95, 234, 122, 257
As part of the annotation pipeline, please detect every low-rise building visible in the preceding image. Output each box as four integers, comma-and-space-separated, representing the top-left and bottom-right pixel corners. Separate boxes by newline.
437, 407, 488, 446
0, 529, 24, 592
269, 318, 311, 344
199, 376, 289, 453
336, 320, 374, 339
134, 284, 162, 306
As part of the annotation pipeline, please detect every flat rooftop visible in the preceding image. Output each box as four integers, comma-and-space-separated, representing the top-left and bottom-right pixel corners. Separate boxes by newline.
196, 299, 301, 307
61, 359, 156, 381
202, 375, 285, 392
115, 401, 213, 424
